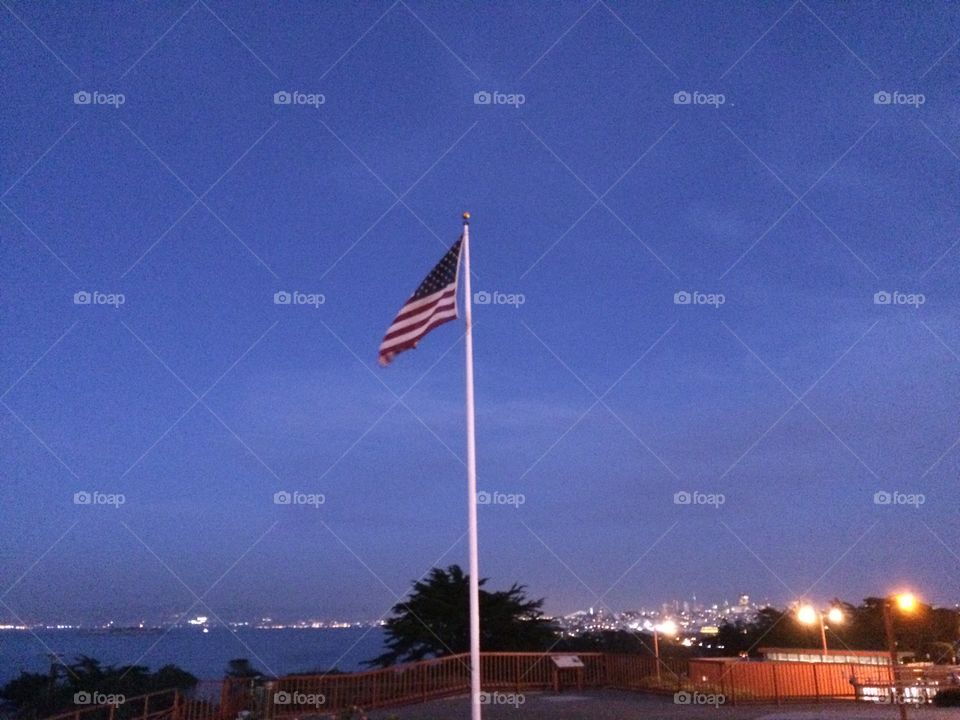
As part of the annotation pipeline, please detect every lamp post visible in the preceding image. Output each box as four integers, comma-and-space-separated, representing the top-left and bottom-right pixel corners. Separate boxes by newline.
797, 604, 844, 657
883, 592, 917, 720
653, 620, 677, 683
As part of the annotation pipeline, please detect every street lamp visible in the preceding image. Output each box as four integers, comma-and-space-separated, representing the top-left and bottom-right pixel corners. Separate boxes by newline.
653, 619, 677, 683
796, 604, 843, 657
883, 591, 918, 720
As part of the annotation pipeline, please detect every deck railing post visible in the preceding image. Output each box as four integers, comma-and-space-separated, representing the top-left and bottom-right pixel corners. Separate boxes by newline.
263, 680, 275, 720
731, 665, 737, 706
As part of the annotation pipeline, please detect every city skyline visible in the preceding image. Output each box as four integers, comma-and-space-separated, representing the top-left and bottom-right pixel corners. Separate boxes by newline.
5, 586, 956, 629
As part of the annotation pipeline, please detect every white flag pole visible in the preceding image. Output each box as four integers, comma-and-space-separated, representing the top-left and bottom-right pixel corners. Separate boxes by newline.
461, 211, 482, 720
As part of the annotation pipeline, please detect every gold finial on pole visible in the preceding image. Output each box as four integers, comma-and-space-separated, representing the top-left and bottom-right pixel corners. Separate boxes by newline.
462, 211, 470, 222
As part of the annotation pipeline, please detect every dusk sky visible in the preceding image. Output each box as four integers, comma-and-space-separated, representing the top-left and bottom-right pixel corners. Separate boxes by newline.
2, 0, 960, 634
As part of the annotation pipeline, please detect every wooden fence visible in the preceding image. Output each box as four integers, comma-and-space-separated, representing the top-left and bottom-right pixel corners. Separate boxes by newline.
222, 652, 905, 717
43, 653, 937, 720
43, 688, 220, 720
686, 658, 895, 704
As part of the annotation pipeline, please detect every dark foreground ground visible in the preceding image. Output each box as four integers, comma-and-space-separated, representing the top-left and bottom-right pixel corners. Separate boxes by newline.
367, 691, 960, 720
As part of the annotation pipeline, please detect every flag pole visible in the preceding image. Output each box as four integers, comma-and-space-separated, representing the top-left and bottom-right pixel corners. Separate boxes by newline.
461, 211, 482, 720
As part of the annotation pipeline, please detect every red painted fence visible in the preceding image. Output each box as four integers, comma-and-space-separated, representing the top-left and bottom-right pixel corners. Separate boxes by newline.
41, 653, 928, 720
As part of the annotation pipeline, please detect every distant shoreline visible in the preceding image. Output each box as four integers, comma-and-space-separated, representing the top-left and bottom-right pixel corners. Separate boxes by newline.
0, 626, 386, 685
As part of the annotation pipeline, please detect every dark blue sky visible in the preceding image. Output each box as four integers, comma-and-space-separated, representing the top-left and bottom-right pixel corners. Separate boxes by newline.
2, 1, 959, 630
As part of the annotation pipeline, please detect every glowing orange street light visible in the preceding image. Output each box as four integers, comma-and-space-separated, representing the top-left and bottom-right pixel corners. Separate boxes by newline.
895, 592, 917, 613
884, 591, 919, 720
653, 619, 677, 683
796, 603, 843, 656
797, 604, 818, 626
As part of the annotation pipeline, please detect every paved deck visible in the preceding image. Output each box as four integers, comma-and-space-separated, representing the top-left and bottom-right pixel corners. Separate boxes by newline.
368, 691, 960, 719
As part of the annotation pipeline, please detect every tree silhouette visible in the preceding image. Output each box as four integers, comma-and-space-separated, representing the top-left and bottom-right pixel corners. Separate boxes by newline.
225, 658, 262, 678
0, 655, 197, 718
367, 565, 557, 666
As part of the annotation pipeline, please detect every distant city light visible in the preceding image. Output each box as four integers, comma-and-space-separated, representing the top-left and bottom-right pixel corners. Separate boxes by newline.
657, 620, 678, 636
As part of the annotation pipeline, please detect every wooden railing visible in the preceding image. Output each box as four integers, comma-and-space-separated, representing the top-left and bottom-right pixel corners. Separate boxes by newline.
686, 658, 896, 704
42, 688, 219, 720
43, 653, 942, 720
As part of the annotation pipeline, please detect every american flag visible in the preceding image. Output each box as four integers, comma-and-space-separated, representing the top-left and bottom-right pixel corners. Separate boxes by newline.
378, 239, 463, 366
